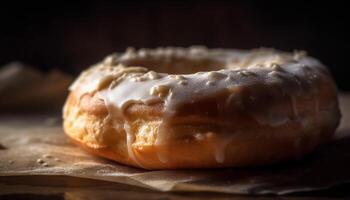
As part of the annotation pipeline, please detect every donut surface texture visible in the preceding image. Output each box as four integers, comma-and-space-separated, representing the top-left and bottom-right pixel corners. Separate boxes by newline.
63, 47, 341, 169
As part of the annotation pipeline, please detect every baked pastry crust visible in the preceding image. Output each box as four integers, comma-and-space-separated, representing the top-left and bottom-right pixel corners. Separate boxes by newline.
63, 47, 341, 169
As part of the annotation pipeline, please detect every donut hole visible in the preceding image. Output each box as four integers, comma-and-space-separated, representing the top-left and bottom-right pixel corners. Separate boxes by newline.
120, 56, 225, 74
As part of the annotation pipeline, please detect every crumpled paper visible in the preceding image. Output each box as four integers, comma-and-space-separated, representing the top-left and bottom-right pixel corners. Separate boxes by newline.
1, 109, 350, 195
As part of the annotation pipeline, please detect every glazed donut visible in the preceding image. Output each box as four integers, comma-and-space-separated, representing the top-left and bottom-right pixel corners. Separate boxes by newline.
63, 47, 340, 169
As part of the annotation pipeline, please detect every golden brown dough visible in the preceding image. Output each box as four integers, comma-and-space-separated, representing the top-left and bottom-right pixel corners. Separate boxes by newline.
63, 47, 340, 169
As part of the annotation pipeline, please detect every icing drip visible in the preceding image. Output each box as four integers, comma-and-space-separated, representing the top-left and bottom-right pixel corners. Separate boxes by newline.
123, 123, 139, 165
154, 93, 175, 163
214, 99, 235, 163
70, 47, 330, 166
101, 88, 146, 168
214, 136, 229, 163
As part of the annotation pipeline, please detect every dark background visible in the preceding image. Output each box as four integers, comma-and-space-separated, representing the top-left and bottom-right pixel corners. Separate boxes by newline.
1, 1, 348, 90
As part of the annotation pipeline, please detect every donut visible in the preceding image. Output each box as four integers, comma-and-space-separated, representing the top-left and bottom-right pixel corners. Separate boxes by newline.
63, 47, 341, 169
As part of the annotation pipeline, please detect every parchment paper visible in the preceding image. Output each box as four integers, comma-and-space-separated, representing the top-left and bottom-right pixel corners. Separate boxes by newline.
1, 109, 350, 195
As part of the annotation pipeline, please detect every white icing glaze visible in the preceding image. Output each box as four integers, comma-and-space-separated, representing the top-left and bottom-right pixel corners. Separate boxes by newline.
70, 47, 333, 166
214, 132, 236, 163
